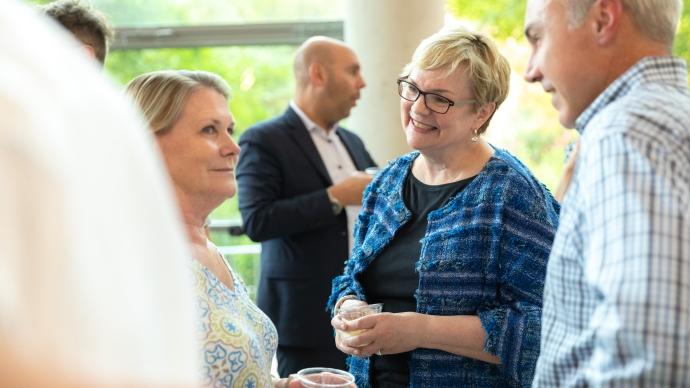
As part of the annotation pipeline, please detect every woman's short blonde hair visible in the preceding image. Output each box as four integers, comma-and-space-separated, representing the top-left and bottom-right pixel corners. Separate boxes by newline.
403, 27, 510, 134
125, 70, 231, 134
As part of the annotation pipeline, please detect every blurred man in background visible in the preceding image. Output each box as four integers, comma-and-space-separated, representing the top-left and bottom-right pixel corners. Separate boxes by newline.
237, 36, 376, 376
42, 0, 112, 66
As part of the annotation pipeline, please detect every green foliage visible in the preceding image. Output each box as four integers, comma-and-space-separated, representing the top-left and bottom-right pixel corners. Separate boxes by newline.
106, 45, 296, 222
31, 0, 345, 25
449, 0, 690, 65
107, 46, 295, 126
448, 0, 526, 39
676, 2, 690, 69
448, 0, 690, 193
50, 0, 345, 26
226, 254, 259, 299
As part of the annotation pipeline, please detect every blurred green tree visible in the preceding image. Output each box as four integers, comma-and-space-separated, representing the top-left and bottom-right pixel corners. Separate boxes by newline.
449, 0, 690, 69
448, 0, 689, 192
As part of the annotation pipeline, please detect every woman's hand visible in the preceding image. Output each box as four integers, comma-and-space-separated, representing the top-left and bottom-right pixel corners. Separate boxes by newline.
273, 375, 308, 388
273, 376, 292, 388
332, 311, 424, 357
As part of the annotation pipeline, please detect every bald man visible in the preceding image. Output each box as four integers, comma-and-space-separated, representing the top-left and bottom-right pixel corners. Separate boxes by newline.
237, 37, 377, 376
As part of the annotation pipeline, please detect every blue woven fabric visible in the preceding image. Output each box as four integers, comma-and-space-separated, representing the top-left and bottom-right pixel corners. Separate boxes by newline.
328, 148, 560, 387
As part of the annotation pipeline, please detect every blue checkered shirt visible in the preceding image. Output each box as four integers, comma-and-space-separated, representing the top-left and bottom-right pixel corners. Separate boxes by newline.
533, 57, 690, 386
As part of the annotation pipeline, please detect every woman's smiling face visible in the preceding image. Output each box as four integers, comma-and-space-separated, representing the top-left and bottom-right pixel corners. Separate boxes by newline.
400, 66, 488, 158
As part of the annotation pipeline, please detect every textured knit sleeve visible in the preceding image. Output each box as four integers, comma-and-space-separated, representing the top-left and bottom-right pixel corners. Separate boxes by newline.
327, 175, 380, 312
478, 172, 559, 387
328, 253, 361, 313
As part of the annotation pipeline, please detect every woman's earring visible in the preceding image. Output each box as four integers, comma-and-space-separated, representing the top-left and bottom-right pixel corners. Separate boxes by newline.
471, 129, 479, 142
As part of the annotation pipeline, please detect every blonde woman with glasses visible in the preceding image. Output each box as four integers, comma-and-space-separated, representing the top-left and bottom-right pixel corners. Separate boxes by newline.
328, 27, 560, 387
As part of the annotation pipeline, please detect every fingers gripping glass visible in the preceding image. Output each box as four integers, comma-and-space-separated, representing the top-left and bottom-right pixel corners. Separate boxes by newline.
397, 78, 476, 114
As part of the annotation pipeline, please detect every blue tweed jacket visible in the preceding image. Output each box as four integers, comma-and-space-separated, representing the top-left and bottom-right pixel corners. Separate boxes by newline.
327, 149, 560, 387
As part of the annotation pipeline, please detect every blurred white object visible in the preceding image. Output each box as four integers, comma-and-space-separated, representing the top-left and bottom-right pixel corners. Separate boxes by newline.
364, 167, 381, 175
0, 0, 199, 386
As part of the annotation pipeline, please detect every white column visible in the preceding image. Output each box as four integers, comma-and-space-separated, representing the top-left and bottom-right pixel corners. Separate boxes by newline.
345, 0, 445, 165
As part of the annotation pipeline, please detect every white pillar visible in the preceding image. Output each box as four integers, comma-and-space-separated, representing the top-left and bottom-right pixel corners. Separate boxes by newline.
345, 0, 445, 165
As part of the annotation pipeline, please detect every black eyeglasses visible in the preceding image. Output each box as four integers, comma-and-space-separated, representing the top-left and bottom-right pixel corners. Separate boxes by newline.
397, 78, 476, 114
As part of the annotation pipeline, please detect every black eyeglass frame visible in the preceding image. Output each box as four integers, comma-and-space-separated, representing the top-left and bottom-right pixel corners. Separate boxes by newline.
396, 78, 477, 114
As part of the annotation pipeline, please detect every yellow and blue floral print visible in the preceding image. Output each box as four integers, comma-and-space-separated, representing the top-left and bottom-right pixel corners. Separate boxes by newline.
192, 258, 278, 388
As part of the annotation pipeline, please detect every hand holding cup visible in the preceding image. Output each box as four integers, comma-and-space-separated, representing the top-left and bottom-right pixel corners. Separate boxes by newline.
334, 303, 383, 341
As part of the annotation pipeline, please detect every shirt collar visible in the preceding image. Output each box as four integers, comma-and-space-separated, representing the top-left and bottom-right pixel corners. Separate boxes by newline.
290, 101, 339, 136
575, 56, 688, 134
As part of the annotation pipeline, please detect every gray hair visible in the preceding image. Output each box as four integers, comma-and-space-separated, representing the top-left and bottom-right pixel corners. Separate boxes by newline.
565, 0, 682, 46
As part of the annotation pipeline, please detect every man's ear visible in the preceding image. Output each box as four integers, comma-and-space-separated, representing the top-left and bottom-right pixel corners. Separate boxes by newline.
592, 0, 623, 46
309, 63, 327, 86
81, 43, 97, 60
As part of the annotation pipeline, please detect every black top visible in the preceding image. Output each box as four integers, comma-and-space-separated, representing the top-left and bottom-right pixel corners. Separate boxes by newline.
360, 171, 476, 387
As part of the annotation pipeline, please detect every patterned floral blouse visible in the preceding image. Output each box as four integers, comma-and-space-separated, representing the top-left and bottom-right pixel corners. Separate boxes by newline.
192, 253, 278, 388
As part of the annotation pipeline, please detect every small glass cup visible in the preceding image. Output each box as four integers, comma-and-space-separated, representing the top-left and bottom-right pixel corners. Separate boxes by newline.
295, 367, 355, 387
336, 303, 383, 340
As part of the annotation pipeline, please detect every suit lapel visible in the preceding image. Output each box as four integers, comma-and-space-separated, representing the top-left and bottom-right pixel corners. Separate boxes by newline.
336, 128, 365, 170
283, 107, 332, 185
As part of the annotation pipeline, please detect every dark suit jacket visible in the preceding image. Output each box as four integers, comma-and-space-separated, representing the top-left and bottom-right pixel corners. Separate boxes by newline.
236, 106, 376, 348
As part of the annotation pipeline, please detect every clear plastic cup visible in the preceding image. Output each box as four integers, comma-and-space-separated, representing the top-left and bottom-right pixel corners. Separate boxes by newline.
295, 367, 355, 387
336, 303, 383, 340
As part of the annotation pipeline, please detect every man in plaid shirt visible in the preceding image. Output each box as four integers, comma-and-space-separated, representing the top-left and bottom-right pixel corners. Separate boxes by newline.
523, 0, 689, 386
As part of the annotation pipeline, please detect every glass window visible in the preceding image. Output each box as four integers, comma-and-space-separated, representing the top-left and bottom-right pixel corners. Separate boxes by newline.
86, 0, 345, 27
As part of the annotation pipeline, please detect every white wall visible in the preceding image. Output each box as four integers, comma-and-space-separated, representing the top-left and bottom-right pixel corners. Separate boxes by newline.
345, 0, 445, 165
